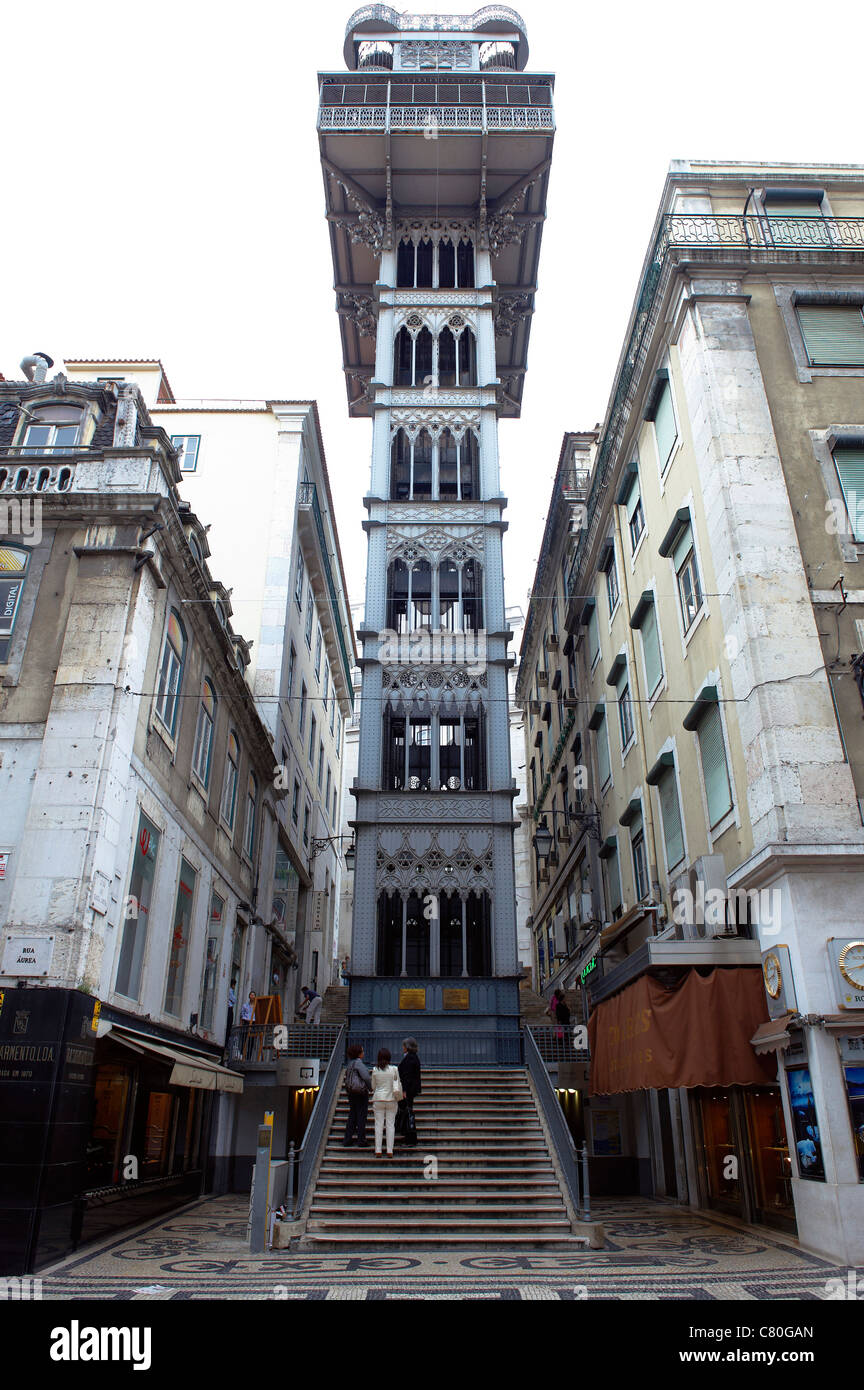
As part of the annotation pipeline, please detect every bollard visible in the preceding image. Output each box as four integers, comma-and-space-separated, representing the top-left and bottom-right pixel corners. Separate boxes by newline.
249, 1116, 273, 1254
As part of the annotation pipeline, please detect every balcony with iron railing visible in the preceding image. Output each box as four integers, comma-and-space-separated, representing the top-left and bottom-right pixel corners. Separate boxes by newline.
318, 76, 554, 133
565, 212, 864, 607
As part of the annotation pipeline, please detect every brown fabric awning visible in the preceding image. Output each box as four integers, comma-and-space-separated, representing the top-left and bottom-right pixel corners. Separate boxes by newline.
750, 1015, 796, 1056
588, 967, 776, 1095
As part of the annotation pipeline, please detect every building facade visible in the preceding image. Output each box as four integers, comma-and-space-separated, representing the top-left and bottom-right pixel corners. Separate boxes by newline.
520, 163, 864, 1264
0, 366, 282, 1270
319, 6, 554, 1055
63, 361, 357, 1017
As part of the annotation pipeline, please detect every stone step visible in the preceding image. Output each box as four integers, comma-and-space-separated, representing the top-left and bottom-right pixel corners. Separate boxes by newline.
311, 1195, 569, 1206
301, 1233, 592, 1249
306, 1219, 573, 1235
316, 1175, 561, 1187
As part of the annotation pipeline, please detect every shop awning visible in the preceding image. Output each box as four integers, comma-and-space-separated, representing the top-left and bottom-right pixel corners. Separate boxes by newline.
820, 1015, 864, 1038
588, 967, 776, 1095
104, 1026, 244, 1094
750, 1014, 797, 1056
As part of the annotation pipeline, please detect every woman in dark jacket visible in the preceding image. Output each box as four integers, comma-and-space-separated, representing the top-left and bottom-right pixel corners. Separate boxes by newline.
397, 1037, 422, 1146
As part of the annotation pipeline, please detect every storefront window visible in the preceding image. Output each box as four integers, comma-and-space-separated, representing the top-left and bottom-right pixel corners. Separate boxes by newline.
699, 1089, 742, 1208
143, 1091, 175, 1176
164, 858, 197, 1017
115, 812, 161, 1000
839, 1035, 864, 1181
787, 1067, 826, 1180
87, 1064, 130, 1187
744, 1088, 794, 1219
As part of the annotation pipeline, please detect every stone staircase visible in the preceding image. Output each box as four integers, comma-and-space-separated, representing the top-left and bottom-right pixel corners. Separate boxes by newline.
319, 985, 349, 1024
300, 1067, 598, 1249
519, 984, 553, 1025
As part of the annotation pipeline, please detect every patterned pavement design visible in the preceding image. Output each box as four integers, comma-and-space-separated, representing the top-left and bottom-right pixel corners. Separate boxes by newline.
36, 1194, 859, 1301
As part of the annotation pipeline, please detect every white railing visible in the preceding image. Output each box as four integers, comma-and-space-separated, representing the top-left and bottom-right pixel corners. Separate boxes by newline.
319, 105, 554, 132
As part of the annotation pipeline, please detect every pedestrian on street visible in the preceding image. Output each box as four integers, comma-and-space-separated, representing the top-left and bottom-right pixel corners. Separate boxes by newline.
370, 1047, 403, 1157
343, 1043, 372, 1147
340, 955, 350, 985
396, 1037, 421, 1147
239, 990, 256, 1059
225, 977, 237, 1055
299, 985, 322, 1025
554, 990, 571, 1041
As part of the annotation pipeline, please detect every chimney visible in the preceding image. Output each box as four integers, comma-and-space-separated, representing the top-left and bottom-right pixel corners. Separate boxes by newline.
20, 352, 55, 384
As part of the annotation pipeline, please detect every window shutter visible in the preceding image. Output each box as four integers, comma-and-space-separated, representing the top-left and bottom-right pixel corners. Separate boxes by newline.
640, 601, 663, 695
671, 523, 693, 572
658, 767, 684, 869
626, 483, 642, 521
596, 716, 611, 787
698, 704, 733, 827
767, 200, 822, 218
605, 844, 622, 916
797, 306, 864, 366
588, 606, 600, 663
833, 448, 864, 541
653, 381, 678, 470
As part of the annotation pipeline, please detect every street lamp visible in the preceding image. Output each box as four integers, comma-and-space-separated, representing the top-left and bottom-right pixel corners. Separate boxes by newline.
308, 834, 356, 870
533, 819, 554, 858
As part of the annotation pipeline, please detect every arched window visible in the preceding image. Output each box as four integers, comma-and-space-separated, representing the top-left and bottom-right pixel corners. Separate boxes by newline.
438, 237, 456, 288
0, 544, 30, 663
460, 431, 480, 499
154, 608, 186, 736
438, 557, 483, 631
458, 328, 477, 386
438, 430, 459, 498
462, 559, 483, 630
244, 772, 258, 857
440, 891, 491, 977
221, 732, 239, 828
438, 327, 476, 387
456, 238, 475, 288
416, 238, 433, 287
36, 468, 50, 492
192, 678, 217, 786
376, 891, 429, 976
386, 558, 432, 632
393, 326, 433, 387
15, 469, 28, 491
20, 404, 82, 455
391, 428, 435, 500
397, 239, 415, 288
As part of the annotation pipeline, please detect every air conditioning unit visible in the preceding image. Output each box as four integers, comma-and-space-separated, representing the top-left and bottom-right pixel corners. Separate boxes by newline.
529, 700, 541, 716
553, 911, 567, 955
547, 634, 559, 649
557, 826, 572, 844
580, 892, 594, 922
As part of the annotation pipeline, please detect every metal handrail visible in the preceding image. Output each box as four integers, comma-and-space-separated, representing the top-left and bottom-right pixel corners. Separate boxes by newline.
287, 1023, 347, 1218
524, 1026, 590, 1221
227, 1022, 343, 1066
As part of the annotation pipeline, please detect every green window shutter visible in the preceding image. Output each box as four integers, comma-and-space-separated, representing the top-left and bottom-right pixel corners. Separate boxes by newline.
797, 306, 864, 366
671, 523, 693, 572
653, 380, 678, 471
833, 448, 864, 541
605, 845, 622, 916
596, 715, 611, 788
640, 601, 663, 695
626, 483, 642, 521
698, 703, 733, 827
588, 606, 600, 664
658, 767, 684, 869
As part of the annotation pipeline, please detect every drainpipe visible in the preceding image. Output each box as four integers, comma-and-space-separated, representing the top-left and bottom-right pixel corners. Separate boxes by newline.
611, 504, 663, 901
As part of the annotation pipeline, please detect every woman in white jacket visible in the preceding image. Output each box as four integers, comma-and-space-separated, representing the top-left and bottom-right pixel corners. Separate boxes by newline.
369, 1047, 402, 1157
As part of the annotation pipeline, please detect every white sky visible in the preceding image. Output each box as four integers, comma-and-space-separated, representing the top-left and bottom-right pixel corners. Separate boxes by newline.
3, 0, 863, 623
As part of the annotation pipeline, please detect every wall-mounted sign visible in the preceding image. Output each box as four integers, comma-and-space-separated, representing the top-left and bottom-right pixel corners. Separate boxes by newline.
787, 1067, 826, 1181
828, 938, 864, 1011
0, 853, 9, 881
579, 955, 597, 983
399, 989, 426, 1010
275, 1057, 320, 1087
2, 935, 54, 977
442, 989, 469, 1010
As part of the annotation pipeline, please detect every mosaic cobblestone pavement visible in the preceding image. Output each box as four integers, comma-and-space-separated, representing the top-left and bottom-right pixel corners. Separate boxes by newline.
37, 1195, 859, 1300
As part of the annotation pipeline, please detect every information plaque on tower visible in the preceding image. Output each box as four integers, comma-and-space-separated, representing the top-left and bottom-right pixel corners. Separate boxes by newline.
399, 989, 426, 1010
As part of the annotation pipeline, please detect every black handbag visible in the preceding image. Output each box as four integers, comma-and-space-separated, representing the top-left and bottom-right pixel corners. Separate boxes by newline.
403, 1105, 417, 1146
